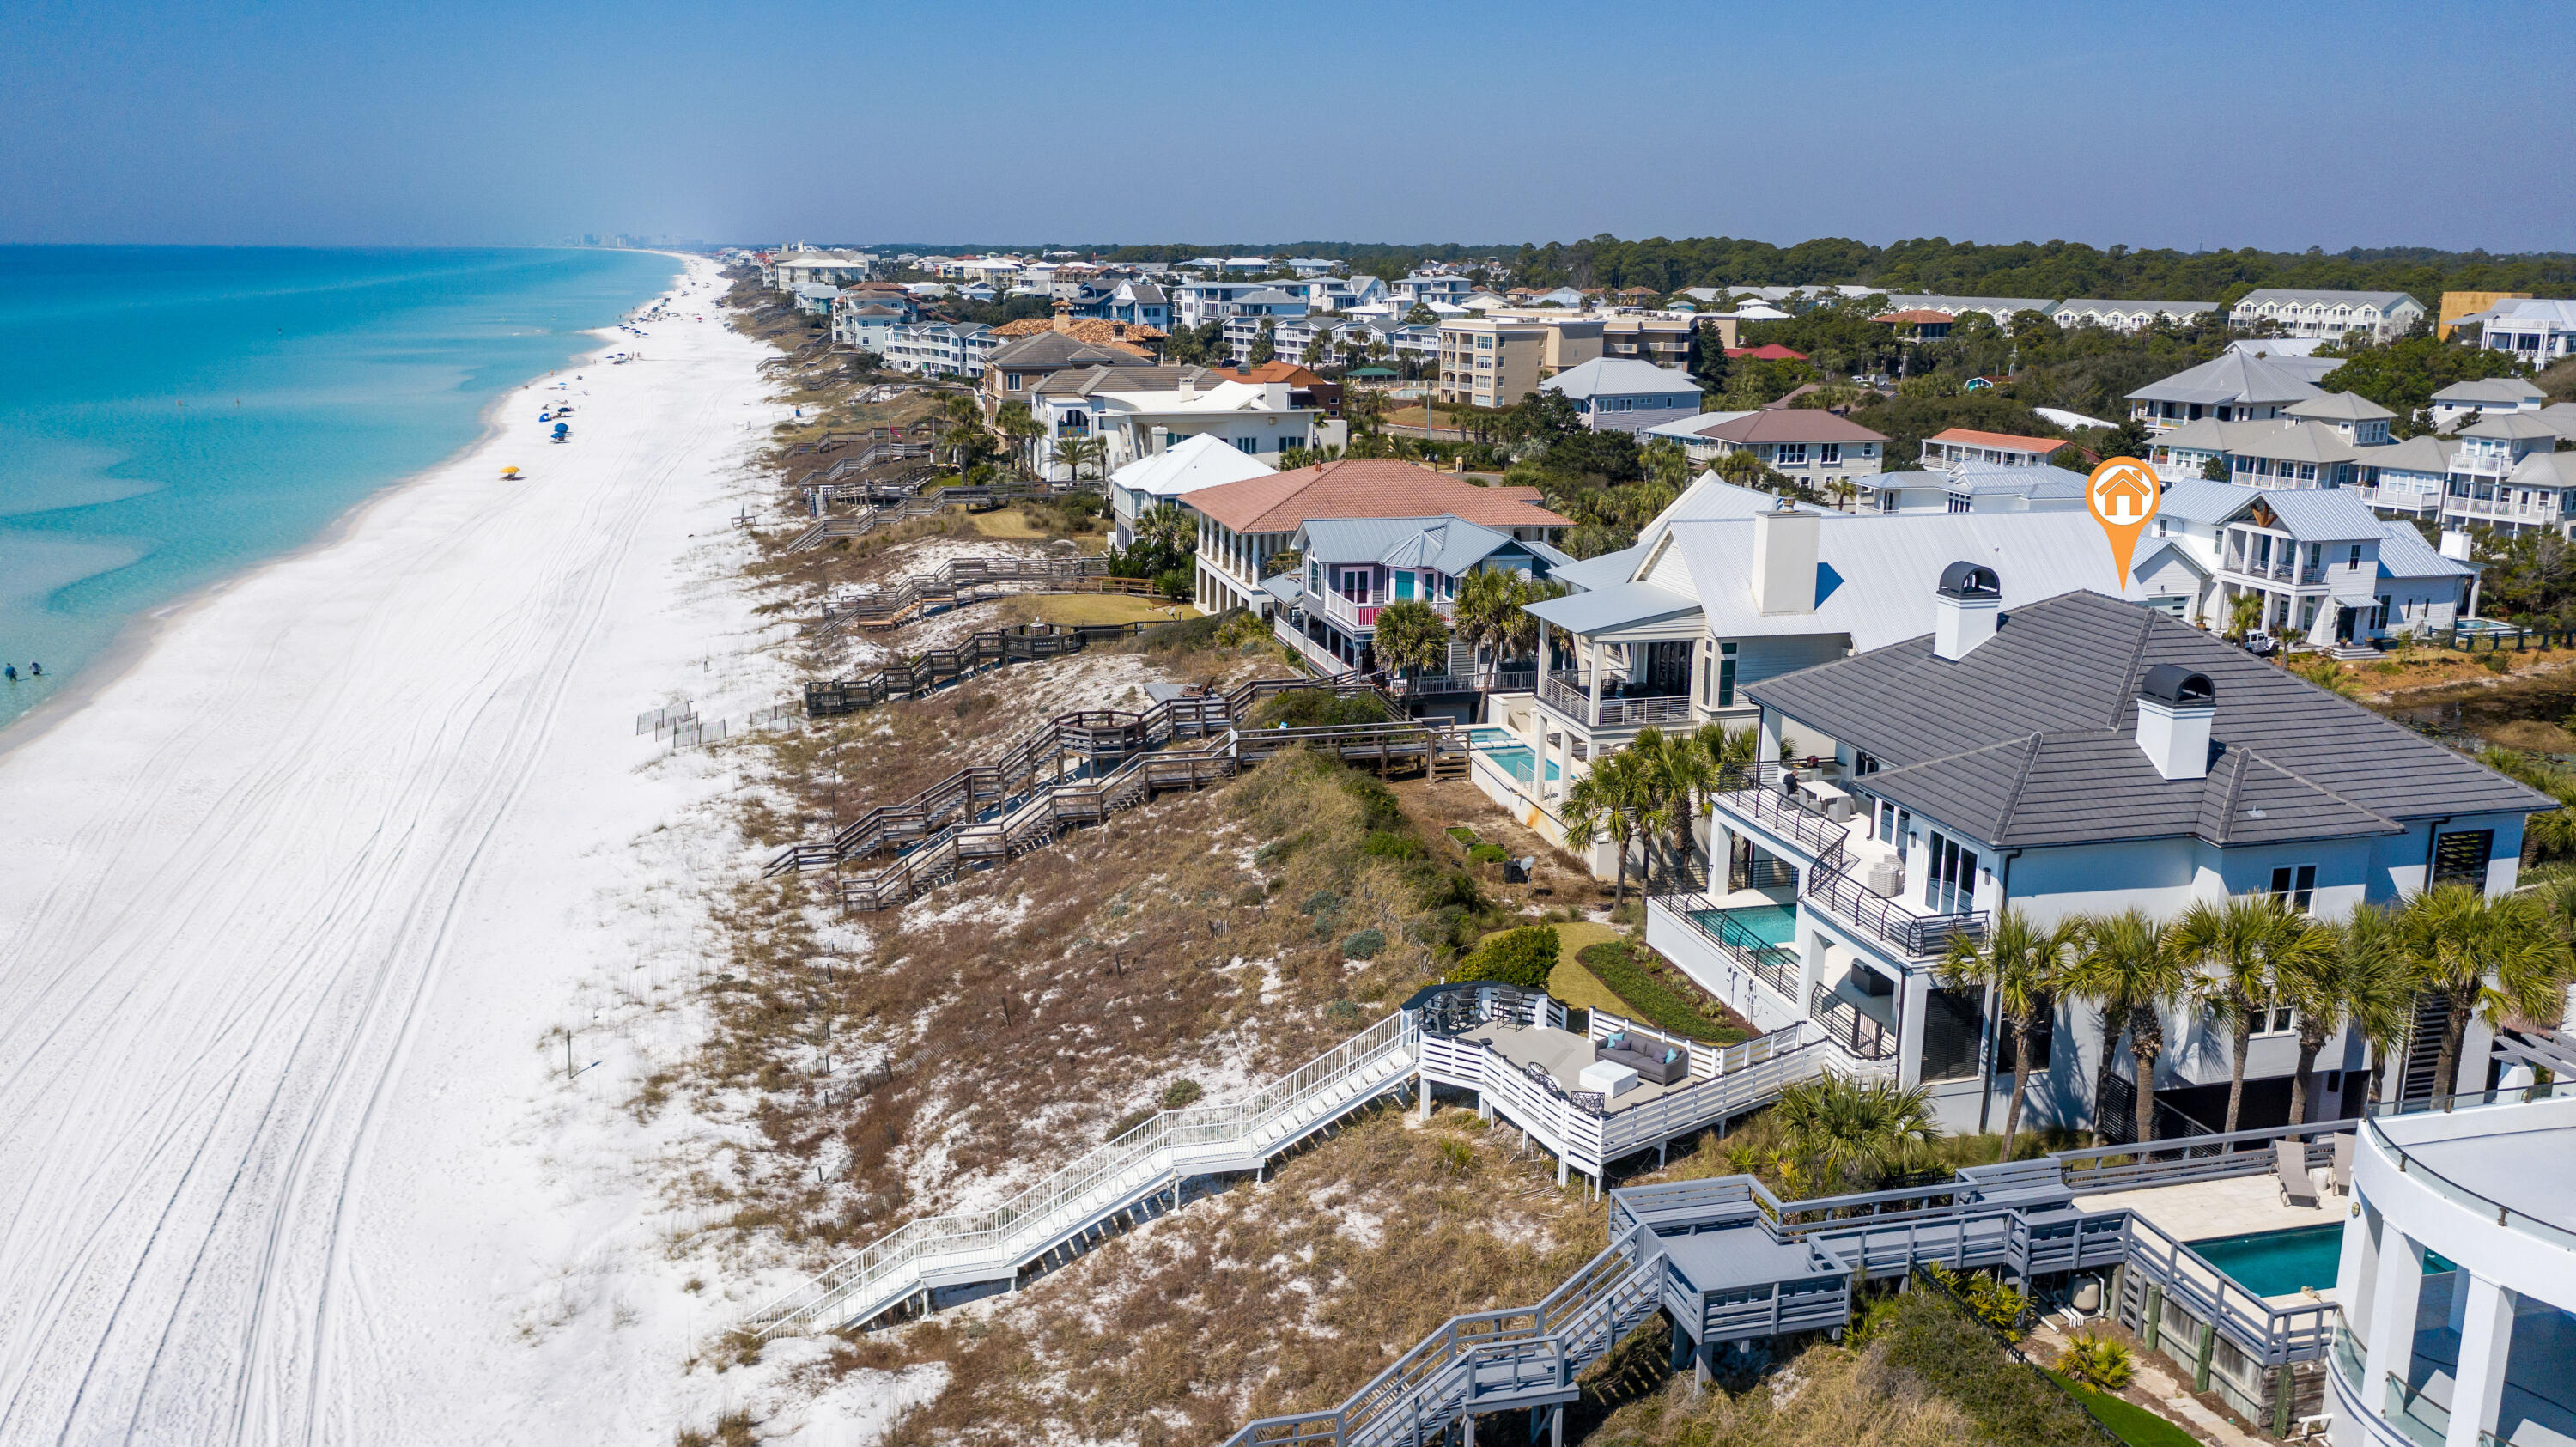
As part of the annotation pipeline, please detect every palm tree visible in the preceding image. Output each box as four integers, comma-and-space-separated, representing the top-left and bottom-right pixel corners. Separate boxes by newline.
1941, 909, 2081, 1160
1825, 477, 1859, 512
2226, 590, 2264, 641
2277, 904, 2416, 1125
1772, 1074, 1941, 1195
1370, 599, 1449, 678
2170, 894, 2335, 1133
993, 400, 1044, 477
2388, 885, 2573, 1106
1563, 749, 1652, 904
1048, 435, 1106, 483
2067, 910, 2190, 1146
1510, 578, 1571, 672
1450, 568, 1522, 688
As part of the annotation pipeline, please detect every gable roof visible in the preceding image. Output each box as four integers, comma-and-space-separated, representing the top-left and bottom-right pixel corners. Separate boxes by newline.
1725, 344, 1810, 361
1540, 356, 1699, 399
1183, 459, 1575, 535
1748, 591, 2544, 849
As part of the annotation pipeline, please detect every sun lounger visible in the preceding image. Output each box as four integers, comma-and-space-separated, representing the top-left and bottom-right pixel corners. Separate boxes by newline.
2276, 1138, 2321, 1207
2330, 1132, 2355, 1195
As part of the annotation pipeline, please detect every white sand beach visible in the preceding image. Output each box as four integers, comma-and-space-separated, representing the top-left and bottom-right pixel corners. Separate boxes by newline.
0, 255, 811, 1444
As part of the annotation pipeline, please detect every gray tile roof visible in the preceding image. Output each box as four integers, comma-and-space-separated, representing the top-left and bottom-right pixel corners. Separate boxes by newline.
1747, 591, 2544, 849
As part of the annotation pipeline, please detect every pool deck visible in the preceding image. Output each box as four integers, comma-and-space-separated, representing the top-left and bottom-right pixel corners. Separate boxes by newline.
2075, 1173, 2350, 1304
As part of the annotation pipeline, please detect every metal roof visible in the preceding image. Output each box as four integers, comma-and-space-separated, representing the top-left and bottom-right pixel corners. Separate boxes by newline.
1539, 356, 1699, 400
2127, 351, 2328, 407
1747, 591, 2546, 849
2286, 392, 2395, 422
1297, 514, 1558, 575
2433, 377, 2547, 404
1666, 512, 2129, 648
1520, 580, 1703, 636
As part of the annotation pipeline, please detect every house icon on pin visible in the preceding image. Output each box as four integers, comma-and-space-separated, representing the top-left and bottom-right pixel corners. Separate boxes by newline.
2093, 465, 2154, 523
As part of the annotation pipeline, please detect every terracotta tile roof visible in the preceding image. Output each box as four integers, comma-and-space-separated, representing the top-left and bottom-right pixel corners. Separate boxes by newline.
1185, 460, 1575, 535
1724, 344, 1809, 361
1928, 427, 2072, 454
1873, 308, 1957, 324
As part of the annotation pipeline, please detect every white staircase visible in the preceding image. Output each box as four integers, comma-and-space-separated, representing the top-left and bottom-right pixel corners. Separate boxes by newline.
742, 1011, 1420, 1339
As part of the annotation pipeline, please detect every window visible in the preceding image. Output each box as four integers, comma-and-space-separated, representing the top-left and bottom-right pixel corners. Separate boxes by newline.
1820, 442, 1841, 465
2348, 544, 2362, 568
2433, 830, 2494, 888
1921, 988, 1984, 1082
1236, 437, 1257, 454
2269, 864, 2317, 911
2254, 1005, 2299, 1035
1716, 641, 1736, 707
1924, 831, 1977, 913
1997, 997, 2054, 1073
1776, 442, 1808, 465
1947, 493, 1972, 514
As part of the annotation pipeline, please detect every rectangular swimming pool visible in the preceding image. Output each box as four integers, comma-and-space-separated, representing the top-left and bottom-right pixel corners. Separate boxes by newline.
1692, 903, 1796, 949
2188, 1223, 2343, 1298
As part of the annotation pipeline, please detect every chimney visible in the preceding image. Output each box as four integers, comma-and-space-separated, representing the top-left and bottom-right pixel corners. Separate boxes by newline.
2135, 665, 2216, 781
1932, 561, 2002, 660
1178, 374, 1196, 401
1051, 299, 1072, 334
1748, 496, 1818, 615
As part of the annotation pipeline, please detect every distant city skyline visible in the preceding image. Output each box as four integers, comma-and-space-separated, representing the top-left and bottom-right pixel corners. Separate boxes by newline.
5, 0, 2572, 254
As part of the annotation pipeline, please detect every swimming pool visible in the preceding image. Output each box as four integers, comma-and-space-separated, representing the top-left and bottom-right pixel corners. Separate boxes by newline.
1470, 727, 1560, 782
2189, 1223, 2344, 1298
1692, 903, 1796, 949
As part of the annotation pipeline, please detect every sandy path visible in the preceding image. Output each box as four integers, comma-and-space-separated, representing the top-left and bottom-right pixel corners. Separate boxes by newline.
0, 256, 787, 1444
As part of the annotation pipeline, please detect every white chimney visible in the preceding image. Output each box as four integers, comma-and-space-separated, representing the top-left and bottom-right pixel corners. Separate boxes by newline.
1177, 374, 1197, 401
1932, 561, 2002, 660
2135, 665, 2216, 781
1749, 497, 1818, 615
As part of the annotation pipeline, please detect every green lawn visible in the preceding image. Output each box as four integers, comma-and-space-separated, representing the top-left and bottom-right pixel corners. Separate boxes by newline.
2044, 1371, 2200, 1447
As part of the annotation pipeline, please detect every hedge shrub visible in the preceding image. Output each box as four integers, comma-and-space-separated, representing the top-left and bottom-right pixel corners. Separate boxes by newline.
1448, 925, 1559, 988
1340, 927, 1387, 959
1579, 940, 1740, 1043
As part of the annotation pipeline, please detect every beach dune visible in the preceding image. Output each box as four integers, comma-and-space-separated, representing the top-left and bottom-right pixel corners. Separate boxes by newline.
0, 256, 781, 1444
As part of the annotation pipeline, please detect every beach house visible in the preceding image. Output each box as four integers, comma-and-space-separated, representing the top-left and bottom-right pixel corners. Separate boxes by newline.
1480, 492, 2184, 871
1264, 515, 1575, 677
1650, 583, 2547, 1134
1178, 459, 1571, 617
2129, 352, 2329, 432
2144, 480, 2477, 641
1538, 357, 1704, 435
2227, 289, 2427, 342
1103, 432, 1275, 548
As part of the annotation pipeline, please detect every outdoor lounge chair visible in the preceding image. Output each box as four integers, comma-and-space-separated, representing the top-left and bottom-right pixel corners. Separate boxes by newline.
2330, 1132, 2355, 1195
2276, 1138, 2321, 1208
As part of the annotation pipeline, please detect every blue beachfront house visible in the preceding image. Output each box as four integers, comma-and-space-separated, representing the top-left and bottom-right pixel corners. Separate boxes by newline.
1265, 514, 1572, 677
1649, 575, 2549, 1137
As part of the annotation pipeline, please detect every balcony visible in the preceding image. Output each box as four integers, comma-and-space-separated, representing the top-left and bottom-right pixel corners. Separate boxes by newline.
2445, 495, 2563, 526
1809, 982, 1898, 1061
1710, 765, 1986, 960
2221, 555, 2324, 586
1312, 586, 1453, 632
1539, 672, 1693, 730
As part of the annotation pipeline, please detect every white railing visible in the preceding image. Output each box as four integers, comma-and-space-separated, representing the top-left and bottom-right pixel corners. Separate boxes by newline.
743, 1009, 1419, 1338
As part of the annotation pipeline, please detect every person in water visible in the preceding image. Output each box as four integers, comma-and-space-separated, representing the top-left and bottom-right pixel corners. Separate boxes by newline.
27, 661, 39, 676
4, 666, 15, 682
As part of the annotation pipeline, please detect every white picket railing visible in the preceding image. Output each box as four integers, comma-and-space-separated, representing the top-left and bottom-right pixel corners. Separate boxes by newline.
743, 1009, 1420, 1338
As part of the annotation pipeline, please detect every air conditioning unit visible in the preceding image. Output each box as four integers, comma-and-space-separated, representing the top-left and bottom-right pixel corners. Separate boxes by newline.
1864, 858, 1903, 897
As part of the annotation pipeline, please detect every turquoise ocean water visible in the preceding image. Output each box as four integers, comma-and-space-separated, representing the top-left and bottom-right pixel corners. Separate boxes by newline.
0, 246, 681, 727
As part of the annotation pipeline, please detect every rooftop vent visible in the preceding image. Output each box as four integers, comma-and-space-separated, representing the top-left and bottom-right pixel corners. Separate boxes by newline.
2136, 665, 2216, 780
1932, 561, 2002, 660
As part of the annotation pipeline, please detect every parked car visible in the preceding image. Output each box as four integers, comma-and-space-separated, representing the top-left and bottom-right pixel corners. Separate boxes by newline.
2242, 630, 2279, 657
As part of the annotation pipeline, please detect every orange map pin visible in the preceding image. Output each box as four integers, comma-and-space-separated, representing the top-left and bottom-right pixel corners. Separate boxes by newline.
2087, 456, 2161, 596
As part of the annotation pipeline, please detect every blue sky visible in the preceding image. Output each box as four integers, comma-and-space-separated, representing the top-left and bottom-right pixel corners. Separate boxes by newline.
4, 0, 2570, 252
